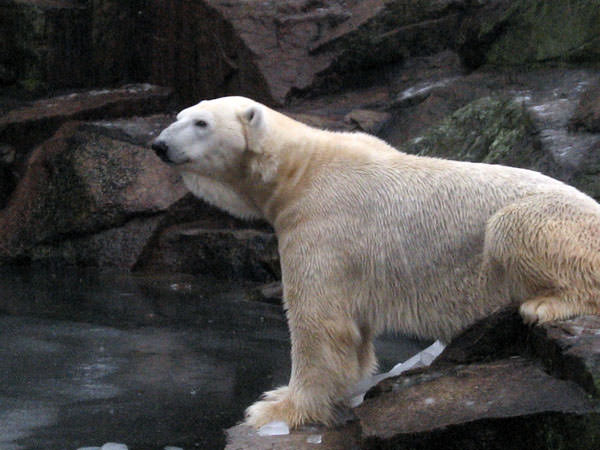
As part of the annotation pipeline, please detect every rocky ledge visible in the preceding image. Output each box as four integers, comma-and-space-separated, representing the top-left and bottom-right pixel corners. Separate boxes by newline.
226, 310, 600, 450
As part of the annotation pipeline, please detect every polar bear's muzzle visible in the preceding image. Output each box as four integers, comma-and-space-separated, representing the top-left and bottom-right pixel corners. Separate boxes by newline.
151, 139, 173, 164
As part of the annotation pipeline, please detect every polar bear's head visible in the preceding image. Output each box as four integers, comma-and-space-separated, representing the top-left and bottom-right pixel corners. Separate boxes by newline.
152, 96, 272, 219
152, 96, 268, 173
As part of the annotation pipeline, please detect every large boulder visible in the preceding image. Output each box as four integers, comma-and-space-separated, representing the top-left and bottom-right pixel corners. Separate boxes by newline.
403, 96, 550, 173
0, 121, 186, 264
226, 311, 600, 450
135, 224, 280, 282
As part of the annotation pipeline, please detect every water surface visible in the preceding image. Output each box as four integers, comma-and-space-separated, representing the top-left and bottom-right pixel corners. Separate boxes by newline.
0, 266, 426, 449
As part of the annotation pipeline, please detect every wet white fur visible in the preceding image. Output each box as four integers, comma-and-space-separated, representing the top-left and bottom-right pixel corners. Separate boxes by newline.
155, 96, 600, 429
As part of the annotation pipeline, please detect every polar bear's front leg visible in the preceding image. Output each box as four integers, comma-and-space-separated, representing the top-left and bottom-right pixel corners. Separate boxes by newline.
245, 313, 372, 429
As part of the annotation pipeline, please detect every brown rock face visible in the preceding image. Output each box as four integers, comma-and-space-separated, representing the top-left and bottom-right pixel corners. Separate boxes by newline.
0, 121, 186, 263
146, 0, 361, 105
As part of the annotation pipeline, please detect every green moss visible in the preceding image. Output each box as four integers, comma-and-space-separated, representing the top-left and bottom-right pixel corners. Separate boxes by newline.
404, 96, 544, 170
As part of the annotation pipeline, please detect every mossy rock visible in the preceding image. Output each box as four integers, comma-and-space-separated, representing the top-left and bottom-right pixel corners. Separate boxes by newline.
486, 0, 600, 65
569, 147, 600, 201
404, 96, 547, 171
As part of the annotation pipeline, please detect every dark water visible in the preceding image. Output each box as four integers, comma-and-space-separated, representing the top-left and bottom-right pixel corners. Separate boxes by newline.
0, 266, 427, 450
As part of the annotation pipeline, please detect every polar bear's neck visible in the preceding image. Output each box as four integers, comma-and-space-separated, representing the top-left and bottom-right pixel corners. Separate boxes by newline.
180, 172, 263, 220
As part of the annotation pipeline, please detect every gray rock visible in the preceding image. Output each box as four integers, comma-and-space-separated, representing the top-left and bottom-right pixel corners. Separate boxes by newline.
530, 316, 600, 397
569, 83, 600, 133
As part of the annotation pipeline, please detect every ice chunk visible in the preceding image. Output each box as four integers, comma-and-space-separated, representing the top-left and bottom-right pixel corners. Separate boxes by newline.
306, 434, 322, 444
100, 444, 128, 450
257, 420, 290, 436
164, 447, 184, 450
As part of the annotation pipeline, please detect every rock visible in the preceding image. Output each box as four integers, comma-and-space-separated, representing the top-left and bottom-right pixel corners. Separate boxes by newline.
433, 307, 529, 366
147, 0, 355, 104
246, 282, 284, 305
82, 114, 176, 147
0, 144, 17, 208
516, 70, 600, 201
133, 193, 280, 281
148, 0, 473, 105
0, 84, 173, 159
29, 215, 164, 269
306, 0, 466, 97
379, 52, 481, 146
569, 83, 600, 133
566, 140, 600, 202
403, 96, 550, 173
135, 224, 279, 282
344, 109, 391, 134
226, 308, 600, 449
459, 0, 600, 68
529, 316, 600, 397
226, 422, 361, 450
358, 358, 599, 450
0, 0, 91, 92
0, 121, 186, 263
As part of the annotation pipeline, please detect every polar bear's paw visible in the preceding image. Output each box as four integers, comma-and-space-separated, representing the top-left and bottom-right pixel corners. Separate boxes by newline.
245, 386, 296, 429
519, 295, 587, 325
245, 386, 334, 429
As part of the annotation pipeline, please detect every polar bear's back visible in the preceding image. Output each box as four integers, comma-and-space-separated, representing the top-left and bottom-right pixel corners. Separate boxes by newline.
284, 140, 597, 339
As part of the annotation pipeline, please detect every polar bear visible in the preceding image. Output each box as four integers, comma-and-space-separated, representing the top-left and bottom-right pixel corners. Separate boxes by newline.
152, 96, 600, 429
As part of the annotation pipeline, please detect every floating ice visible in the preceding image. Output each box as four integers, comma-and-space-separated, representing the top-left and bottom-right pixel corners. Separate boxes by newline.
349, 340, 445, 407
257, 420, 290, 436
101, 444, 128, 450
164, 447, 184, 450
76, 445, 127, 450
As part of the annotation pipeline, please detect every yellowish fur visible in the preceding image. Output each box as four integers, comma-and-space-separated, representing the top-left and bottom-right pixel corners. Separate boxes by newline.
153, 96, 600, 429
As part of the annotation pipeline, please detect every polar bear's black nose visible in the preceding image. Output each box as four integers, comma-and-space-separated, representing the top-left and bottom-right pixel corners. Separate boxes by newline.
152, 140, 171, 163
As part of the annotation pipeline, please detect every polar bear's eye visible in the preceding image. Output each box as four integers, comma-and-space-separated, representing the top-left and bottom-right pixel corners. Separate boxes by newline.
194, 120, 208, 128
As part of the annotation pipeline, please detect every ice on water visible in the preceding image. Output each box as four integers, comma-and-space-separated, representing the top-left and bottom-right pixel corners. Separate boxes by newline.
257, 340, 446, 436
76, 444, 127, 450
77, 445, 182, 450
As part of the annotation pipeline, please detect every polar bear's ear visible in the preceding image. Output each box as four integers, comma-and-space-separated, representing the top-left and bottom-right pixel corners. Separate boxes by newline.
239, 105, 263, 128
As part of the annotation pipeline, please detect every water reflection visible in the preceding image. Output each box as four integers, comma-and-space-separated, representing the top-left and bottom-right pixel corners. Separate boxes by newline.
0, 265, 426, 449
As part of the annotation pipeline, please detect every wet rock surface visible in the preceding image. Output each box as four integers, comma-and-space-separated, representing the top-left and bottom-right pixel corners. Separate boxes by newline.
226, 310, 600, 449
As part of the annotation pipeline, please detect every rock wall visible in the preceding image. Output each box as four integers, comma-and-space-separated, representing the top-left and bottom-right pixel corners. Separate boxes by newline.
1, 0, 600, 274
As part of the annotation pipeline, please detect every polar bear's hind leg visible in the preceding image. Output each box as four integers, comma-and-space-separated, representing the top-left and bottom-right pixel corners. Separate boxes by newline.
482, 193, 600, 325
